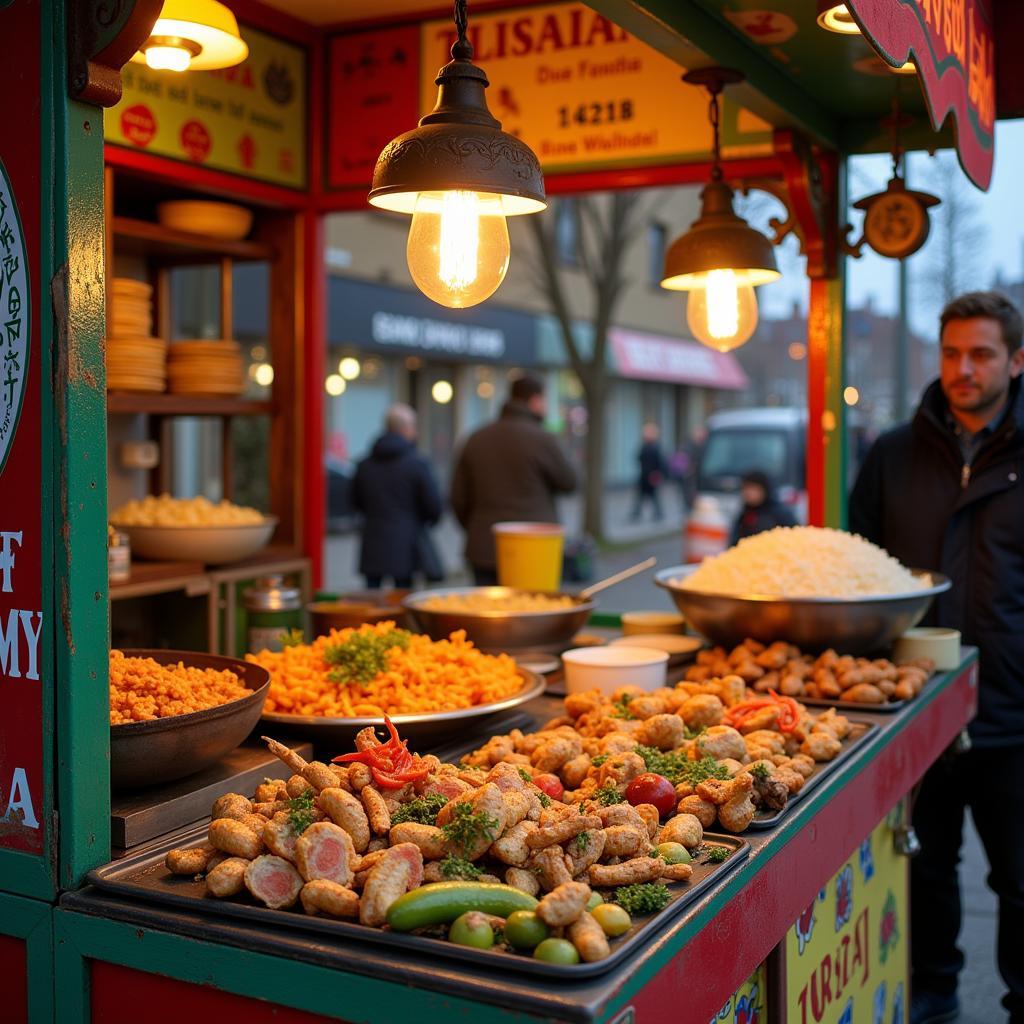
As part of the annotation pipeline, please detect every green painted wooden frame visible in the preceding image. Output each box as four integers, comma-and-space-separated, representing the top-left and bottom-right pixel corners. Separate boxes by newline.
53, 909, 551, 1024
0, 892, 55, 1023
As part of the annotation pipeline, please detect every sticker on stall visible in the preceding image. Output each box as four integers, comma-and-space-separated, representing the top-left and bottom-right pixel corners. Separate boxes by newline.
786, 814, 909, 1024
710, 963, 767, 1024
0, 158, 29, 478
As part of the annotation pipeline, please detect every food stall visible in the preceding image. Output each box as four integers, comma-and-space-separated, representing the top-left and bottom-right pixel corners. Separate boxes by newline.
0, 0, 1015, 1021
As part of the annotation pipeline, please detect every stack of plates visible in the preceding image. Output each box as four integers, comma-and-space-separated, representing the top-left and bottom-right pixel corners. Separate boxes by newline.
107, 279, 166, 393
167, 340, 245, 396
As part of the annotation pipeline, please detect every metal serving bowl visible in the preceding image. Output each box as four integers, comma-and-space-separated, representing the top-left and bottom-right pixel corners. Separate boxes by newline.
402, 586, 595, 651
110, 650, 271, 791
655, 566, 951, 655
260, 667, 546, 749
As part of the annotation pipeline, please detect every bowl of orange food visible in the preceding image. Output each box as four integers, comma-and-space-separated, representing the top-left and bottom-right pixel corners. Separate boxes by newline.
250, 622, 545, 746
109, 649, 270, 790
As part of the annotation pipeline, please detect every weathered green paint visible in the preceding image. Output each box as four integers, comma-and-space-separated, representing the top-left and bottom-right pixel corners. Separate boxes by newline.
0, 848, 54, 901
53, 909, 558, 1024
587, 0, 840, 149
45, 1, 112, 890
0, 891, 55, 1023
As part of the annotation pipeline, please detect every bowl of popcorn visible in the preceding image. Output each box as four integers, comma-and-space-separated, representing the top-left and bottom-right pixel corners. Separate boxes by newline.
109, 495, 277, 564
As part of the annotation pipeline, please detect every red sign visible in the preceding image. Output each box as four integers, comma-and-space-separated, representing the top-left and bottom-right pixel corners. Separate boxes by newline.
610, 327, 749, 390
180, 120, 212, 163
327, 26, 421, 190
849, 0, 995, 190
121, 104, 157, 148
0, 1, 44, 856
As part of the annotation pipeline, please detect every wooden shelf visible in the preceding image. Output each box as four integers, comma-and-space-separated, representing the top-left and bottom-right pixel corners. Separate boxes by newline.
107, 393, 273, 417
112, 216, 275, 263
109, 560, 209, 602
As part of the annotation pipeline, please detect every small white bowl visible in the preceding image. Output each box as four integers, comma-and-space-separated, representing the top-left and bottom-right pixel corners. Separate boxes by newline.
621, 610, 686, 636
561, 645, 669, 695
892, 627, 961, 671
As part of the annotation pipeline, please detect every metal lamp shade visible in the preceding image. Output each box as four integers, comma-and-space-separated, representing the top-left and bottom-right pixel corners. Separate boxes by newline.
661, 180, 780, 291
368, 57, 546, 216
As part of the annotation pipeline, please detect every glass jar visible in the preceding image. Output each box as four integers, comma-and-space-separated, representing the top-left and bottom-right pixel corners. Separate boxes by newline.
242, 574, 303, 653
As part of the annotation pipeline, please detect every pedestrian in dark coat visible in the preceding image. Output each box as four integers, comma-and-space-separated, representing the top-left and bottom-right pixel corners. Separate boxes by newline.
451, 374, 577, 584
729, 470, 796, 545
352, 404, 442, 589
849, 291, 1024, 1024
632, 422, 668, 521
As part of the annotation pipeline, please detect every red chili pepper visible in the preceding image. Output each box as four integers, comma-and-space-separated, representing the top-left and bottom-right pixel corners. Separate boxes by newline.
332, 716, 430, 785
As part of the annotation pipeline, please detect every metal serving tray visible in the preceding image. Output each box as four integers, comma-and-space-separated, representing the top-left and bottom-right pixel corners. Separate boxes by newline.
795, 697, 906, 714
748, 719, 878, 830
88, 829, 748, 979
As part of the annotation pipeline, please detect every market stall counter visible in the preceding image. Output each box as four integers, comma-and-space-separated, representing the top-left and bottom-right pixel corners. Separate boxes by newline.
53, 653, 977, 1024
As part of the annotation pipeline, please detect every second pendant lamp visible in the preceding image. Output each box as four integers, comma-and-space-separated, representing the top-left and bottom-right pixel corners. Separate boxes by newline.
661, 68, 780, 353
368, 0, 546, 309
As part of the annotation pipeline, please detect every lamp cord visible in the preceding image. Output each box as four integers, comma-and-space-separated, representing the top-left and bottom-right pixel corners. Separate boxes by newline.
452, 0, 473, 60
708, 84, 723, 182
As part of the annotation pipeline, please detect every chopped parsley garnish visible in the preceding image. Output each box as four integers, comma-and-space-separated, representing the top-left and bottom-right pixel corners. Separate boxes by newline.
280, 628, 305, 648
704, 845, 730, 864
749, 763, 771, 781
536, 791, 551, 809
614, 883, 671, 915
573, 831, 591, 853
517, 767, 533, 783
390, 793, 449, 826
439, 854, 483, 880
634, 746, 729, 787
440, 802, 501, 857
594, 784, 626, 806
323, 628, 412, 685
611, 697, 635, 720
683, 725, 707, 741
590, 754, 609, 767
287, 790, 316, 836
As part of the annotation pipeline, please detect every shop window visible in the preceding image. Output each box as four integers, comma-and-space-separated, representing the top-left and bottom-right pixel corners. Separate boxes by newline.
555, 199, 581, 268
647, 221, 668, 288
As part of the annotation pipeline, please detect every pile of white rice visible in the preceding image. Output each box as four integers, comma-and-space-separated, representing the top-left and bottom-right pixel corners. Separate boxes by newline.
677, 526, 927, 598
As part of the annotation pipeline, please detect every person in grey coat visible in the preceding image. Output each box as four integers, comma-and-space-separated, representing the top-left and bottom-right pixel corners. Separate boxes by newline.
451, 374, 577, 584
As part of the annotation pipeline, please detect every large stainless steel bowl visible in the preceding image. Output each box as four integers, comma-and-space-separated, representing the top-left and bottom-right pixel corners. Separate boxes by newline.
655, 565, 951, 654
402, 586, 594, 651
110, 650, 270, 790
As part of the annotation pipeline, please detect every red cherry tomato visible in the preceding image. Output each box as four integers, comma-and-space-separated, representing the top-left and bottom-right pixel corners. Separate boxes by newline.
533, 774, 564, 801
625, 773, 676, 816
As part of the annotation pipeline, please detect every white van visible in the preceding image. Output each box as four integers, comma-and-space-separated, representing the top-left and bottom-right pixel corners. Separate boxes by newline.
686, 407, 807, 559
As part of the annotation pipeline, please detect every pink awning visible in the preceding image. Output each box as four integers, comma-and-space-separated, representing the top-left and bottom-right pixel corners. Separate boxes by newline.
609, 328, 749, 390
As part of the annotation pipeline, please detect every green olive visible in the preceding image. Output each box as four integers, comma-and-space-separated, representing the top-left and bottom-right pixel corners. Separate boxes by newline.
585, 890, 603, 912
448, 911, 494, 949
591, 902, 632, 937
504, 910, 550, 950
533, 937, 581, 964
656, 842, 692, 865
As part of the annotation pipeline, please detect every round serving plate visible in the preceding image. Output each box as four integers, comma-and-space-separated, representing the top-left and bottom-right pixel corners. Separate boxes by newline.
259, 667, 546, 750
655, 565, 951, 655
110, 649, 271, 791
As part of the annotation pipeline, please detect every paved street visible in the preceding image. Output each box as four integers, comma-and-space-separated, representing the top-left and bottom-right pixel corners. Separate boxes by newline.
323, 490, 1004, 1020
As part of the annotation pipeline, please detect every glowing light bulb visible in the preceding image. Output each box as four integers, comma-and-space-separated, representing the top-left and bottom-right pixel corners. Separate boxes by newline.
338, 357, 361, 380
325, 374, 346, 396
686, 270, 760, 352
406, 191, 509, 308
817, 4, 861, 34
145, 44, 192, 72
431, 380, 454, 404
253, 362, 274, 387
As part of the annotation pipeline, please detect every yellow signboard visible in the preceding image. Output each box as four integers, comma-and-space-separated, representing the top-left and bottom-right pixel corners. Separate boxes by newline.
786, 811, 909, 1024
105, 26, 306, 189
710, 963, 769, 1024
419, 2, 772, 174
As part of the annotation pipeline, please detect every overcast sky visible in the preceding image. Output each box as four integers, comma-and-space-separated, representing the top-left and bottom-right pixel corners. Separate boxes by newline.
755, 118, 1024, 341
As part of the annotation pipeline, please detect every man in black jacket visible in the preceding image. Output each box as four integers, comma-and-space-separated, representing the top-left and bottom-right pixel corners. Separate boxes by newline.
352, 404, 443, 589
451, 374, 577, 584
850, 292, 1024, 1024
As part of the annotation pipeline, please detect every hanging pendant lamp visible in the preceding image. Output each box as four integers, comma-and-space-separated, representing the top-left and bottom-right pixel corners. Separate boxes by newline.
132, 0, 248, 73
368, 0, 546, 308
660, 68, 780, 353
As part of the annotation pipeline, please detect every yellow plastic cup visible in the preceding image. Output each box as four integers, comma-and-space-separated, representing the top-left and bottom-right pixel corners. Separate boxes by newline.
493, 522, 565, 592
